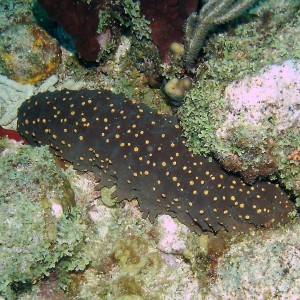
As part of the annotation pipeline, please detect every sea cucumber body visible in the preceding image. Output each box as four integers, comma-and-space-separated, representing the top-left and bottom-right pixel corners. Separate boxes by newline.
17, 89, 294, 233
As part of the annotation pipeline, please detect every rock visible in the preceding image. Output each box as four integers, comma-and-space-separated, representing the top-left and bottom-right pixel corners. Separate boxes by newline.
0, 23, 61, 84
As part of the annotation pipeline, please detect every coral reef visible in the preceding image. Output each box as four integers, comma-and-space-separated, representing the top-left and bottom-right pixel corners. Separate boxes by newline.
181, 60, 300, 197
0, 23, 61, 84
179, 0, 300, 195
0, 139, 87, 299
1, 0, 300, 298
183, 0, 258, 70
7, 161, 300, 300
14, 168, 202, 299
214, 60, 300, 184
66, 192, 201, 300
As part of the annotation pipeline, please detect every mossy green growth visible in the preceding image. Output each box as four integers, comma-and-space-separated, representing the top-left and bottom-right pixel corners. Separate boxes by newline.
179, 0, 300, 156
198, 0, 300, 82
98, 0, 151, 42
270, 129, 300, 199
0, 140, 88, 298
179, 0, 300, 151
179, 0, 300, 197
179, 79, 225, 156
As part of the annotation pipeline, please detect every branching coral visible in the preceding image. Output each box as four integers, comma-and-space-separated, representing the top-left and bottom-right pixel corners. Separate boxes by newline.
183, 0, 258, 70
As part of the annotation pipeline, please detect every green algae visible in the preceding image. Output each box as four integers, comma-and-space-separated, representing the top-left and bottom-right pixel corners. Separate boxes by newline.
178, 0, 300, 195
102, 0, 151, 41
180, 0, 300, 153
0, 140, 88, 298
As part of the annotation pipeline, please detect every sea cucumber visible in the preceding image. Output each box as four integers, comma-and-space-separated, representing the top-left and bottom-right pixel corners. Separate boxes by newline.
17, 89, 294, 233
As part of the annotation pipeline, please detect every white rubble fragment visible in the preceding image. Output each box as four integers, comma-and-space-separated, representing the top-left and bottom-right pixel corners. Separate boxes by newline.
0, 75, 34, 128
156, 215, 190, 254
0, 74, 85, 129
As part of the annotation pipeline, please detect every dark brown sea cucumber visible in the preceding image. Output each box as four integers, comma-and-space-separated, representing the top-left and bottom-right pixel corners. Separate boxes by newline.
17, 89, 294, 233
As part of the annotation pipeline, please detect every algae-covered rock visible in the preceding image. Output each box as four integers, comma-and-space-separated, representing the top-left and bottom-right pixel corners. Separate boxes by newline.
0, 140, 87, 299
213, 60, 300, 186
0, 23, 61, 84
181, 60, 300, 197
66, 198, 200, 300
179, 0, 300, 196
209, 221, 300, 298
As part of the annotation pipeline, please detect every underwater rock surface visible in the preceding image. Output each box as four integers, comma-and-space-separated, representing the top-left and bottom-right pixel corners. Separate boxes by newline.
215, 60, 300, 184
0, 24, 61, 84
210, 221, 300, 298
17, 89, 295, 233
0, 139, 86, 299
